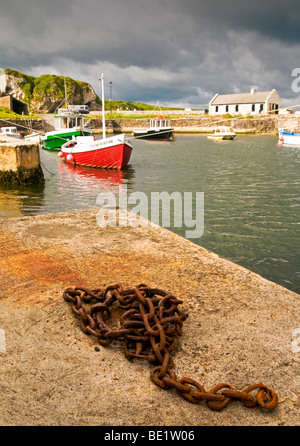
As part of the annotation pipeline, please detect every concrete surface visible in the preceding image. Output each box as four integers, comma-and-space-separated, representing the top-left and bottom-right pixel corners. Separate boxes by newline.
0, 208, 299, 426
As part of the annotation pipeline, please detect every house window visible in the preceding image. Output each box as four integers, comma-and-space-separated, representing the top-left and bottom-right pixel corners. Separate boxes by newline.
235, 105, 239, 112
215, 106, 218, 113
226, 105, 229, 112
252, 104, 255, 112
259, 104, 263, 112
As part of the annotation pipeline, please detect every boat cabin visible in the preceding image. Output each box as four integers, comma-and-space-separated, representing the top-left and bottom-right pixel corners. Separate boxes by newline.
54, 112, 86, 130
150, 115, 172, 129
0, 126, 21, 138
212, 126, 235, 135
207, 126, 236, 140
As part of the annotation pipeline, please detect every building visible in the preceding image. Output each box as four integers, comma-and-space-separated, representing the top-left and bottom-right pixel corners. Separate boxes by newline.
209, 88, 281, 116
0, 94, 28, 115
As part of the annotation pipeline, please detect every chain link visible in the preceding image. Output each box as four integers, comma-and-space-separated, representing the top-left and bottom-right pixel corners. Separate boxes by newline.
63, 283, 278, 411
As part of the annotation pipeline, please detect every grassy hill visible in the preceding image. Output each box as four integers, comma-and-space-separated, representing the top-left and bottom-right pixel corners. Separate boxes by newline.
105, 100, 179, 111
3, 69, 100, 113
2, 69, 181, 114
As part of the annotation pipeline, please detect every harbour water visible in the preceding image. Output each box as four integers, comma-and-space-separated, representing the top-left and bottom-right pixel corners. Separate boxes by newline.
0, 134, 299, 294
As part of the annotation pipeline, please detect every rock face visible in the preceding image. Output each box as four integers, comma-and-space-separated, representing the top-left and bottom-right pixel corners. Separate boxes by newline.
0, 69, 101, 113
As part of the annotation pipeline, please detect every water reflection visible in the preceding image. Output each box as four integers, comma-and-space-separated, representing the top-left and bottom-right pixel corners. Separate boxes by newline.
0, 182, 45, 218
60, 161, 135, 188
0, 146, 135, 218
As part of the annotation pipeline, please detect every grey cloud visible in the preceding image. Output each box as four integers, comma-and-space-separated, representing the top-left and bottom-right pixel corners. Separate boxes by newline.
0, 0, 299, 107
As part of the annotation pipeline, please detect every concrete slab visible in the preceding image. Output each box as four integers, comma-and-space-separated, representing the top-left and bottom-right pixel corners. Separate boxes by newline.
0, 209, 299, 426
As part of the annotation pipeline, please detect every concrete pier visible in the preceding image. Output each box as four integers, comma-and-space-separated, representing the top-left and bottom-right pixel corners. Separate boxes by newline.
0, 137, 44, 184
0, 208, 299, 426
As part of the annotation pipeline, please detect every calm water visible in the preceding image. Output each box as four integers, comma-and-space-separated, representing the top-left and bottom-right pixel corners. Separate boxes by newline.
0, 134, 299, 294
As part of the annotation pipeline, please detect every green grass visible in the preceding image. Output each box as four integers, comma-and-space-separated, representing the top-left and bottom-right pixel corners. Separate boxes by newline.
4, 69, 94, 109
104, 100, 179, 111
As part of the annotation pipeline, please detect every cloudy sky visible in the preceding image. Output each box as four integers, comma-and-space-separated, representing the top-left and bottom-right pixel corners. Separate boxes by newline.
1, 0, 300, 108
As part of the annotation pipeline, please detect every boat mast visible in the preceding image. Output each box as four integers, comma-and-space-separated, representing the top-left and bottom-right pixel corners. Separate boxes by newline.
64, 76, 68, 108
99, 73, 106, 139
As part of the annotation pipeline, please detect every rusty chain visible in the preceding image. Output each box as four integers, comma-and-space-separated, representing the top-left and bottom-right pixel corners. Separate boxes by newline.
63, 283, 278, 411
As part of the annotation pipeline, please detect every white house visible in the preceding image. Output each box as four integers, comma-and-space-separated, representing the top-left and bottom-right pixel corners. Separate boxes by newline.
209, 88, 281, 116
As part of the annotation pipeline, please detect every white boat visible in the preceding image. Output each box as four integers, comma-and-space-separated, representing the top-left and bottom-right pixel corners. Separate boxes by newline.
24, 131, 42, 143
0, 126, 22, 139
132, 104, 175, 141
278, 128, 300, 146
57, 74, 133, 170
207, 126, 236, 140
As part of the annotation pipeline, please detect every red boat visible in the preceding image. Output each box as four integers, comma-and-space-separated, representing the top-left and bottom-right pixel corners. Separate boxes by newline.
58, 73, 133, 170
58, 134, 133, 170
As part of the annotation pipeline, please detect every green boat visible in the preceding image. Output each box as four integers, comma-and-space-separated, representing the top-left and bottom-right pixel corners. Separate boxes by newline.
41, 112, 93, 150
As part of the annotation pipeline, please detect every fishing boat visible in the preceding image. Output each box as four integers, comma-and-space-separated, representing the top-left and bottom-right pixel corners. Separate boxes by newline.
58, 134, 132, 170
132, 116, 175, 140
207, 126, 236, 140
278, 128, 300, 146
41, 112, 92, 150
57, 74, 133, 170
132, 104, 175, 141
24, 131, 42, 144
0, 126, 22, 139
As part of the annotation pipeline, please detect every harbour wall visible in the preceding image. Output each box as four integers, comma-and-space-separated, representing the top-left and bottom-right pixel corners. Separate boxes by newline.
2, 115, 299, 136
0, 208, 299, 426
0, 118, 45, 136
83, 116, 295, 135
0, 139, 44, 184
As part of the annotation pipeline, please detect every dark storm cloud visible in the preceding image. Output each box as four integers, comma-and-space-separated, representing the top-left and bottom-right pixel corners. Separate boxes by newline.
172, 0, 300, 43
1, 0, 300, 106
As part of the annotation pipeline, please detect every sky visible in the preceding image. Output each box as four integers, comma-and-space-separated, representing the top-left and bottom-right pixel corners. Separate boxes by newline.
1, 0, 300, 108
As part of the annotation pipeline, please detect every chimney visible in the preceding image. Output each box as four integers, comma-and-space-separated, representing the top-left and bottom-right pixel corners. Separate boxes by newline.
250, 87, 257, 95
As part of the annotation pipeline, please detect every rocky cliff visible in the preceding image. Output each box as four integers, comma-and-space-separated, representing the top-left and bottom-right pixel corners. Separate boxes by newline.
0, 69, 101, 113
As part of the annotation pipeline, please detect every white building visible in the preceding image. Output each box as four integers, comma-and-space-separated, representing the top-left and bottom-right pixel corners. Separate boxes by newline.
209, 88, 281, 116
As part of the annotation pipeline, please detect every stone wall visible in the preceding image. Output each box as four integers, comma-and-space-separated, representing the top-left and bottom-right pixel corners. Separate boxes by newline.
83, 116, 279, 134
0, 141, 44, 184
0, 119, 45, 135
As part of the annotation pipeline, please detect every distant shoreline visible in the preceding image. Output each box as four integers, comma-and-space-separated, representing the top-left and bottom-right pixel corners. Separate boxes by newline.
2, 113, 298, 136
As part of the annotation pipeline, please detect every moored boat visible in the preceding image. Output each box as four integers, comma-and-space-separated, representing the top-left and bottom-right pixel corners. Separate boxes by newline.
57, 74, 133, 170
207, 126, 236, 140
278, 128, 300, 146
24, 131, 42, 144
41, 112, 92, 150
132, 115, 175, 140
59, 134, 133, 170
132, 103, 175, 141
0, 126, 22, 139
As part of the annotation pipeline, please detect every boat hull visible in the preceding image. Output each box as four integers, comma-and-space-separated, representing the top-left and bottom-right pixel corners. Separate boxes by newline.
61, 135, 133, 170
133, 129, 175, 141
42, 129, 92, 150
207, 134, 235, 140
278, 131, 300, 146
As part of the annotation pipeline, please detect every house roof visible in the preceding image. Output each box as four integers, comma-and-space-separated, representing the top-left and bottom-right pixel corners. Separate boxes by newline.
211, 90, 278, 105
